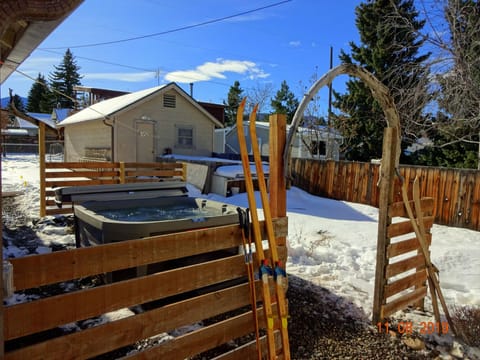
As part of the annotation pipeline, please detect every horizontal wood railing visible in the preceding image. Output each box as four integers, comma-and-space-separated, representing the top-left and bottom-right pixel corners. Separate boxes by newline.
290, 158, 480, 231
4, 218, 288, 359
41, 161, 186, 216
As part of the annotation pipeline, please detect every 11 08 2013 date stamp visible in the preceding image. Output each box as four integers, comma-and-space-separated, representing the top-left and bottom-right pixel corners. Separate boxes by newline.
377, 321, 450, 335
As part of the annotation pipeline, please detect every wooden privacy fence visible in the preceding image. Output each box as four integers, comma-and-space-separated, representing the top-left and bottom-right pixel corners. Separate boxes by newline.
4, 218, 288, 359
381, 196, 434, 318
290, 158, 480, 231
41, 161, 186, 216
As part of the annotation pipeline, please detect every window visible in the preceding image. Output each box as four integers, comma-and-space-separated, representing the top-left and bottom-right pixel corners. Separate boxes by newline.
176, 126, 194, 148
163, 94, 176, 108
311, 140, 326, 156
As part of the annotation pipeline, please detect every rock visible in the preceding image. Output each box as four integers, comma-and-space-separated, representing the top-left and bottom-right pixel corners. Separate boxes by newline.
403, 337, 426, 350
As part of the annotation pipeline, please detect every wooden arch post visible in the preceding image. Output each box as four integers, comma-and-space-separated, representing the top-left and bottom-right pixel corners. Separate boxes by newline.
284, 64, 402, 324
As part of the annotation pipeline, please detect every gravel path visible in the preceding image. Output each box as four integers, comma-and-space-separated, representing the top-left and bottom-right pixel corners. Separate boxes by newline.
287, 275, 434, 359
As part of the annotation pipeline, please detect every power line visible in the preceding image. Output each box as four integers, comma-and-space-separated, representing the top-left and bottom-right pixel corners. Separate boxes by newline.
40, 0, 292, 50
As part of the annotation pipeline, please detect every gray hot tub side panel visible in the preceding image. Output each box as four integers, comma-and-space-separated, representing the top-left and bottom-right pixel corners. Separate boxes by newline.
74, 197, 240, 244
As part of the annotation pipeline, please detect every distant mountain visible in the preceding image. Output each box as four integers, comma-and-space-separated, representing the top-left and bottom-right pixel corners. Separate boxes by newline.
1, 96, 27, 109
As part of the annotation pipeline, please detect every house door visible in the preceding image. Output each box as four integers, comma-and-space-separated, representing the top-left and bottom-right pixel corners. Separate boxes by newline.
136, 121, 155, 162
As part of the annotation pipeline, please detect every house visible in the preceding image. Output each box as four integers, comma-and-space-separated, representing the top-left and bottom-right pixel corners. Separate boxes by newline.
221, 121, 343, 161
58, 83, 224, 162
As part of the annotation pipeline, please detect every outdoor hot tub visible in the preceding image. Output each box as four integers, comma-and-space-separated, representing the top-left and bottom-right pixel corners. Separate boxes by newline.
74, 195, 239, 246
55, 181, 242, 282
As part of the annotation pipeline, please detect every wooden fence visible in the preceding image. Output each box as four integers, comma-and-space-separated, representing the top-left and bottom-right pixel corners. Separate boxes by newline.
3, 218, 288, 359
290, 158, 480, 231
41, 161, 186, 216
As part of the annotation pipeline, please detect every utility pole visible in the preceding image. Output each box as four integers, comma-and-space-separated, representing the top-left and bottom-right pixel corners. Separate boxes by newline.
326, 46, 334, 160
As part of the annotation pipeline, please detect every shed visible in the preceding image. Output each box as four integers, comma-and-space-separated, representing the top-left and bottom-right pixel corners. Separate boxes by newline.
58, 83, 223, 162
222, 121, 343, 160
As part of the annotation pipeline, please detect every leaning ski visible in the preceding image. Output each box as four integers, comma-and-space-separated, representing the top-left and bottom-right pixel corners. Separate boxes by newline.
249, 109, 291, 359
236, 98, 277, 359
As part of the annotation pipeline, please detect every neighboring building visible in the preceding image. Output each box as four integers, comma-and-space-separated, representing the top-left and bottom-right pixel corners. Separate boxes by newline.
51, 108, 72, 124
1, 112, 59, 154
73, 86, 130, 107
221, 121, 343, 161
58, 83, 224, 162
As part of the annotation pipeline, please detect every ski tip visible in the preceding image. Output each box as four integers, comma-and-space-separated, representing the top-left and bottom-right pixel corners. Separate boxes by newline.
240, 97, 247, 108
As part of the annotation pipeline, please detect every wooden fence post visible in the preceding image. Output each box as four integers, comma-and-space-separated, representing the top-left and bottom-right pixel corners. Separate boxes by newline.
39, 122, 46, 217
372, 127, 398, 324
269, 114, 287, 254
119, 162, 125, 184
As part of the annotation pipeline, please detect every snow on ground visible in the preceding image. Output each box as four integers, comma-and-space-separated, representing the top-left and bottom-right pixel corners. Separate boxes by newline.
2, 154, 480, 358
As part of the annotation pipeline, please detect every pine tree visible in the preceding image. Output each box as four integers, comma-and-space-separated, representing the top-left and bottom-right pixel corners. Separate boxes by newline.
270, 80, 299, 124
48, 48, 82, 110
333, 0, 430, 161
224, 81, 243, 126
26, 73, 50, 113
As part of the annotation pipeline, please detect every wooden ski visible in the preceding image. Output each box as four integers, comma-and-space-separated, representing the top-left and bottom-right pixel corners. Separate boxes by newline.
236, 98, 277, 359
249, 109, 291, 359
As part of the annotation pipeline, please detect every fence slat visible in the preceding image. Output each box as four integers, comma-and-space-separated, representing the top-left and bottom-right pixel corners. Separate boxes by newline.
384, 269, 427, 298
382, 286, 428, 318
389, 198, 434, 218
387, 216, 434, 238
387, 234, 431, 258
386, 253, 426, 278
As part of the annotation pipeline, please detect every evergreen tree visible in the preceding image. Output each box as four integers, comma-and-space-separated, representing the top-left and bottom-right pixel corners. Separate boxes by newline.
333, 0, 430, 161
48, 48, 82, 109
26, 73, 50, 113
223, 81, 243, 126
270, 80, 299, 124
12, 94, 25, 113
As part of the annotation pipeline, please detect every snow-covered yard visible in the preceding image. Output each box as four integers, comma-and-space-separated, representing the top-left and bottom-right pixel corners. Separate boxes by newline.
2, 154, 480, 358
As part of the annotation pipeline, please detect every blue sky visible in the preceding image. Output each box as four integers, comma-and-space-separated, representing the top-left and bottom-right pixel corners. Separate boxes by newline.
1, 0, 361, 111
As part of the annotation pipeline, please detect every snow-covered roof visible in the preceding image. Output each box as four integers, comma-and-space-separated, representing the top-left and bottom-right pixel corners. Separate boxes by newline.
58, 83, 223, 128
59, 85, 166, 126
14, 113, 56, 130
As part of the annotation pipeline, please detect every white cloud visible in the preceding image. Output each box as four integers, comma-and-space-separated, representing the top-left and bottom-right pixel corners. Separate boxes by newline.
289, 40, 301, 47
82, 72, 155, 82
164, 59, 269, 83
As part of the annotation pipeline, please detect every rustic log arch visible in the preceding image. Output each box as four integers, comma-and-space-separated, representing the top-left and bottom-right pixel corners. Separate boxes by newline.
284, 63, 403, 323
284, 63, 401, 173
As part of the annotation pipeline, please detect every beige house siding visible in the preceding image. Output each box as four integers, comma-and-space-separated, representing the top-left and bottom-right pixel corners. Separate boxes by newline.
64, 121, 111, 161
62, 86, 218, 162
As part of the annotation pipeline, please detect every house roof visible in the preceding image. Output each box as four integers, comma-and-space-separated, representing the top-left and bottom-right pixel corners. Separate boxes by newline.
59, 83, 223, 128
15, 112, 56, 129
52, 108, 71, 123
